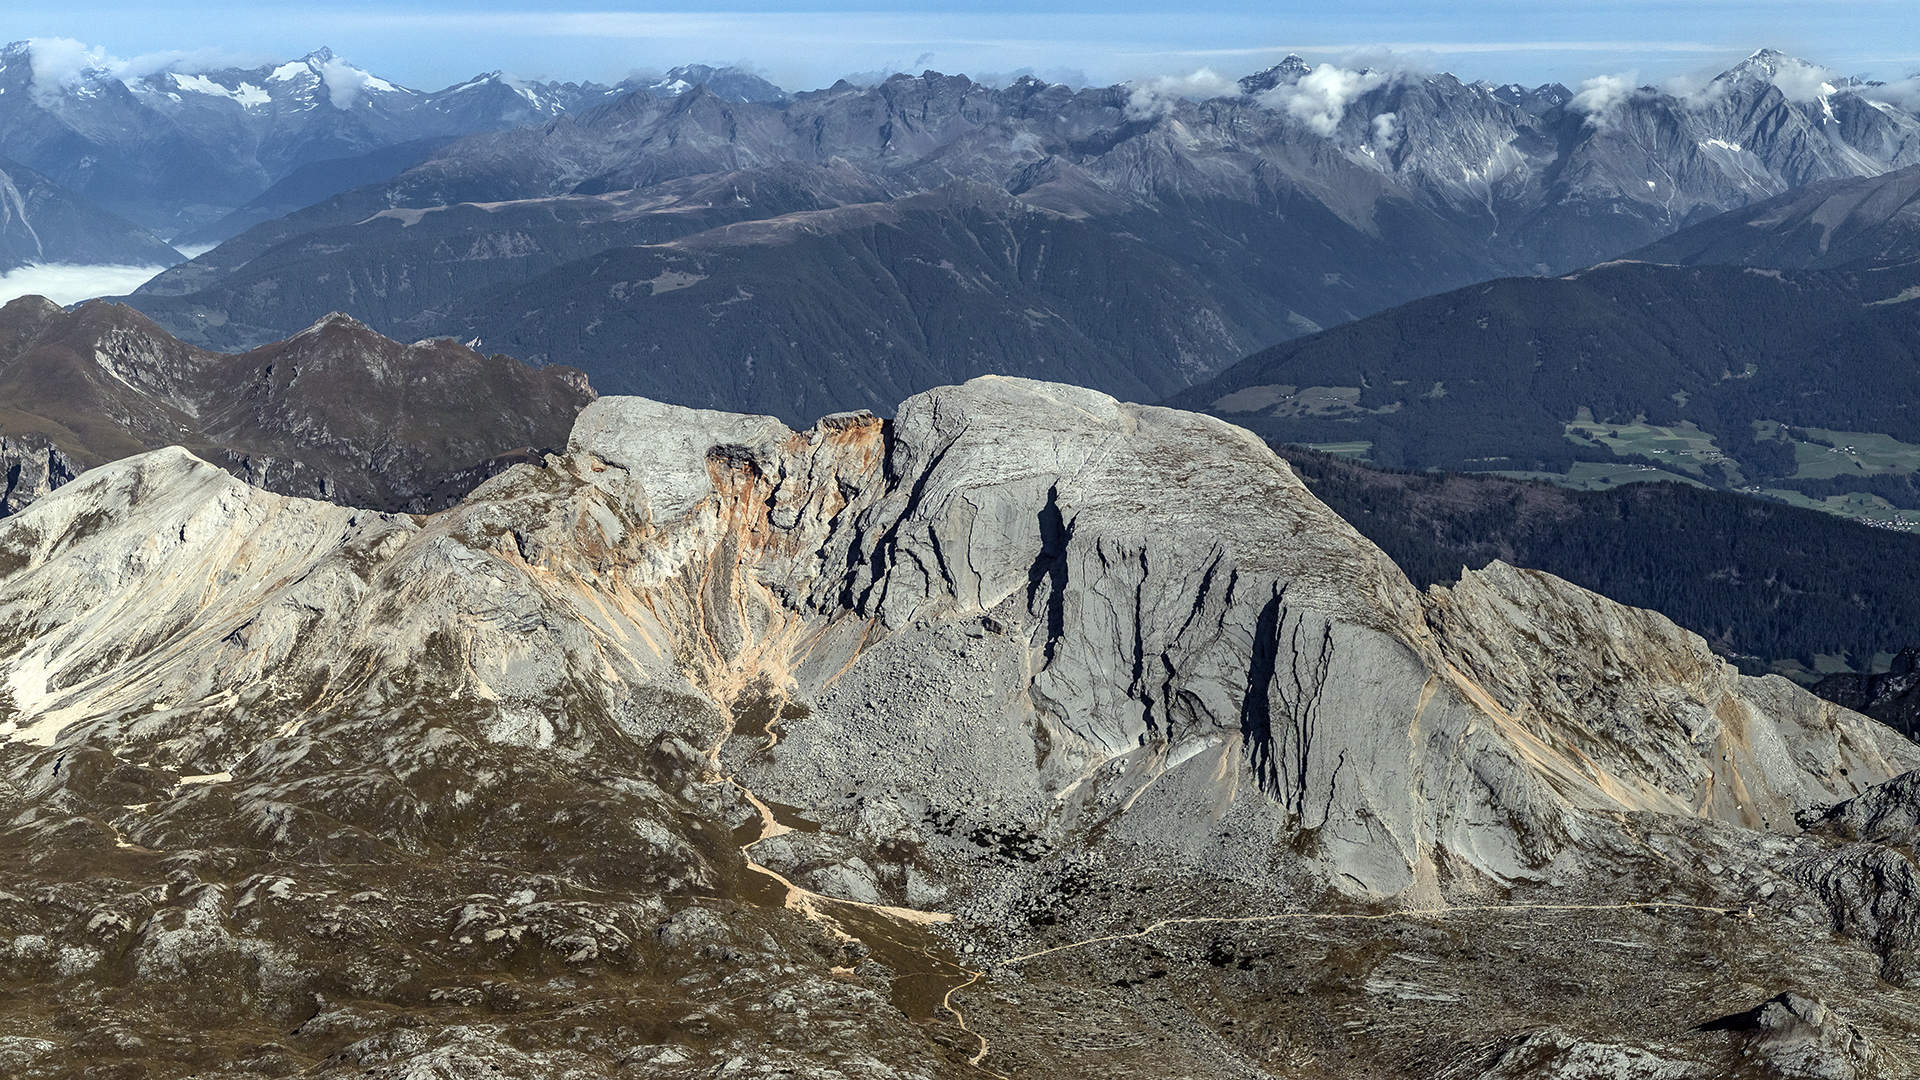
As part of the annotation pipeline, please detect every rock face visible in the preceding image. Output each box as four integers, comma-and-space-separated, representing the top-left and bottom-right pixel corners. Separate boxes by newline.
0, 435, 78, 516
0, 295, 595, 516
1700, 992, 1880, 1080
2, 377, 1918, 1076
1794, 770, 1920, 986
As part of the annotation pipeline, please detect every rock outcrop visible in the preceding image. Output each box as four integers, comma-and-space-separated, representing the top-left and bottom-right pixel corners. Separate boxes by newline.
0, 435, 78, 516
1, 377, 1916, 1077
1794, 769, 1920, 986
1814, 651, 1920, 742
1700, 992, 1879, 1080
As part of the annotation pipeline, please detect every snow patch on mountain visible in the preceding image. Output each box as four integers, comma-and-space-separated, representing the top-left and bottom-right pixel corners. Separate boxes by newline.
170, 73, 268, 107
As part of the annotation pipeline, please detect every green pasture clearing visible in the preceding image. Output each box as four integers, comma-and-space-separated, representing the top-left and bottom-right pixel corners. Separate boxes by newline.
1783, 426, 1920, 479
1564, 413, 1735, 481
1301, 441, 1373, 458
1491, 461, 1711, 490
1757, 487, 1920, 530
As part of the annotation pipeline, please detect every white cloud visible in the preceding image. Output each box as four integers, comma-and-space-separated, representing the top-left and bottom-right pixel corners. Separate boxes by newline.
1371, 111, 1401, 150
122, 47, 274, 80
320, 57, 374, 109
969, 66, 1092, 90
1124, 67, 1238, 120
24, 38, 276, 104
1569, 72, 1640, 129
25, 38, 113, 106
1658, 69, 1730, 109
1868, 76, 1920, 110
0, 263, 170, 307
1259, 63, 1389, 136
1766, 59, 1838, 103
1168, 42, 1721, 60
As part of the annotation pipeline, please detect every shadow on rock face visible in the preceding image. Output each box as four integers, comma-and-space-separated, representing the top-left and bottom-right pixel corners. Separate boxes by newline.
1698, 992, 1877, 1080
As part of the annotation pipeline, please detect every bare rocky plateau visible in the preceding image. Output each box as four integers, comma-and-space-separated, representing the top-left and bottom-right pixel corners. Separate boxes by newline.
2, 377, 1918, 1078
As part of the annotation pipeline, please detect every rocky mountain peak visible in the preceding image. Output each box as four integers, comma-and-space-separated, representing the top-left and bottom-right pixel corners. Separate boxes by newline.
290, 309, 375, 338
1239, 54, 1312, 95
644, 64, 790, 104
1713, 47, 1835, 96
1736, 47, 1799, 70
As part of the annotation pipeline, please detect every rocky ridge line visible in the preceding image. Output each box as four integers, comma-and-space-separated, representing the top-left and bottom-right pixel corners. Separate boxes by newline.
0, 295, 596, 517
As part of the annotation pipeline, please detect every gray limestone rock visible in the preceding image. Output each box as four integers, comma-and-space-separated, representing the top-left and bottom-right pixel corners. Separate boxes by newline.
4, 378, 1914, 902
1702, 992, 1879, 1080
1803, 768, 1920, 850
1475, 1028, 1699, 1080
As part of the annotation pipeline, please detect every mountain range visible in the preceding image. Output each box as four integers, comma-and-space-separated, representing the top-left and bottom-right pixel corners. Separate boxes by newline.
1635, 158, 1920, 269
8, 41, 1920, 1079
1173, 159, 1920, 529
108, 49, 1920, 423
0, 42, 787, 243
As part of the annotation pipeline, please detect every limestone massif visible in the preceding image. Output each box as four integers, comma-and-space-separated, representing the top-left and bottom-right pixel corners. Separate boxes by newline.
2, 377, 1918, 1077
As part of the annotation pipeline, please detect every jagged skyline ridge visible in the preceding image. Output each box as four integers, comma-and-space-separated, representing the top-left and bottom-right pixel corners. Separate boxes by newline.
6, 0, 1920, 98
11, 35, 1917, 130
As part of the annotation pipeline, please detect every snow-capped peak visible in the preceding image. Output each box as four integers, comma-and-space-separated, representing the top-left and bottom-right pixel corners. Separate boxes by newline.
1719, 50, 1824, 86
637, 64, 789, 104
1708, 48, 1846, 109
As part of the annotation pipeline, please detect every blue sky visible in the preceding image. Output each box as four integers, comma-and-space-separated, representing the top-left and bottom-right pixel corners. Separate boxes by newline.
10, 1, 1920, 93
